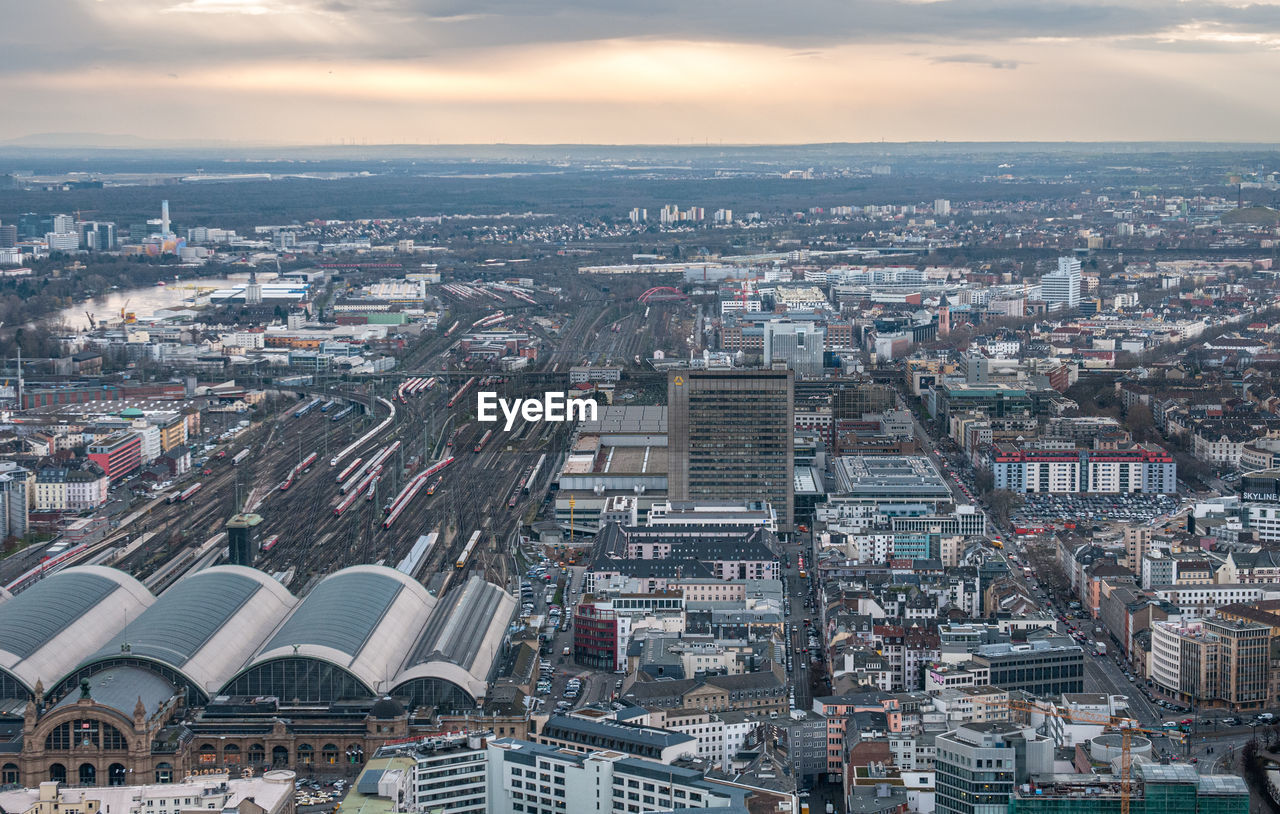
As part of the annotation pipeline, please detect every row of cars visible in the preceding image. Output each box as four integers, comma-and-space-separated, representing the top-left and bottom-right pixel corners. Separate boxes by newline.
1014, 493, 1179, 526
295, 778, 345, 809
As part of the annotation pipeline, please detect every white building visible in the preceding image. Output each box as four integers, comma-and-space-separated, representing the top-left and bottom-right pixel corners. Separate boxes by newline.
222, 331, 265, 350
132, 421, 163, 464
1041, 256, 1082, 309
45, 232, 80, 252
646, 500, 778, 533
409, 734, 488, 813
0, 773, 295, 814
763, 320, 824, 376
484, 738, 740, 814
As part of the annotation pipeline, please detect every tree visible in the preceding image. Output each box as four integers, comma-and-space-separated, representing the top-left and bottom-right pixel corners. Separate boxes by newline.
974, 466, 995, 496
988, 489, 1022, 526
1126, 402, 1157, 443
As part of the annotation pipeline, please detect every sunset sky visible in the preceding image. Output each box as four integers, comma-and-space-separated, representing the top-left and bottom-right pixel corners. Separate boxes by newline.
4, 0, 1280, 144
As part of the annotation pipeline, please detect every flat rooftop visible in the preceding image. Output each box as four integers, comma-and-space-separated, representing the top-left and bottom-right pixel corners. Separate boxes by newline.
561, 442, 667, 476
833, 455, 951, 499
577, 405, 667, 434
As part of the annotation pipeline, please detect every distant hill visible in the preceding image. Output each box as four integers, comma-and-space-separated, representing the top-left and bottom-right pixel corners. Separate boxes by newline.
1222, 205, 1280, 225
2, 132, 244, 149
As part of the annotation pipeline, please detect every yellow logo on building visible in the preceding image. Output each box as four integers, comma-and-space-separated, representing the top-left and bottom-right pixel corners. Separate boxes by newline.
673, 376, 684, 386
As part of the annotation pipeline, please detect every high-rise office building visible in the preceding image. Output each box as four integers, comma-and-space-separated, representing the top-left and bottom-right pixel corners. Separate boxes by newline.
18, 213, 50, 239
76, 221, 117, 251
935, 722, 1053, 814
1042, 256, 1082, 309
0, 224, 16, 248
763, 320, 824, 376
668, 369, 794, 530
934, 198, 951, 216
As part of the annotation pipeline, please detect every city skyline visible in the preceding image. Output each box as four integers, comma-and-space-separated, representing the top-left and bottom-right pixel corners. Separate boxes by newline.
5, 0, 1280, 145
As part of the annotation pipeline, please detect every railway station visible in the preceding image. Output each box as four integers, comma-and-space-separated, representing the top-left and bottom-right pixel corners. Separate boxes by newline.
0, 564, 517, 787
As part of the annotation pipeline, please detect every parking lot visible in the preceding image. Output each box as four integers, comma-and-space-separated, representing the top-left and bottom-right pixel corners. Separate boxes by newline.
1013, 493, 1179, 527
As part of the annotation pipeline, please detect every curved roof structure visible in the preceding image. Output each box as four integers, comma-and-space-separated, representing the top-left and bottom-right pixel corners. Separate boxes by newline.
393, 576, 516, 700
235, 565, 437, 695
76, 565, 297, 699
0, 566, 153, 696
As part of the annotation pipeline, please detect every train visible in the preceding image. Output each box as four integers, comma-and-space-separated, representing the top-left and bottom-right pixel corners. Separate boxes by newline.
474, 429, 493, 453
169, 482, 203, 503
336, 457, 363, 483
381, 457, 455, 530
261, 534, 280, 553
396, 377, 438, 402
4, 542, 91, 594
331, 405, 354, 422
339, 441, 400, 494
278, 453, 319, 492
426, 476, 442, 495
513, 465, 533, 495
294, 397, 323, 418
320, 400, 336, 413
232, 449, 250, 466
456, 530, 482, 569
330, 397, 395, 468
334, 465, 382, 516
447, 377, 477, 409
525, 453, 546, 495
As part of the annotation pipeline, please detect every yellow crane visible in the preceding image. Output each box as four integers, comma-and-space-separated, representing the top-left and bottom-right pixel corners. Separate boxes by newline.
999, 699, 1183, 814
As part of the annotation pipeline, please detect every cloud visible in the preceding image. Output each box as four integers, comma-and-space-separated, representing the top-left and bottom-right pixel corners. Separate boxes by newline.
7, 0, 1280, 73
931, 53, 1024, 68
2, 0, 1280, 142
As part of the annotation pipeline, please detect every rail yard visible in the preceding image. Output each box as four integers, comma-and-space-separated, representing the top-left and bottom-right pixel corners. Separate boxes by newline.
0, 274, 653, 607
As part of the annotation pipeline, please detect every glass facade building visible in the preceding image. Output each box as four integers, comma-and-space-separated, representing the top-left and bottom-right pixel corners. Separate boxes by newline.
667, 369, 794, 530
1010, 764, 1248, 814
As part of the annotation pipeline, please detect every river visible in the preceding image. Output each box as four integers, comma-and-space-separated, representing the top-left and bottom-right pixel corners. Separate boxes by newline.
52, 272, 281, 330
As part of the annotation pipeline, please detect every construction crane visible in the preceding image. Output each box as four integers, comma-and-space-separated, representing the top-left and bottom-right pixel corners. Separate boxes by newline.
84, 312, 96, 331
999, 699, 1182, 814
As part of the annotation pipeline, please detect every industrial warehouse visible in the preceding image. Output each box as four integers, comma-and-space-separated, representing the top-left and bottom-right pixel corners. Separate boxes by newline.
0, 564, 516, 787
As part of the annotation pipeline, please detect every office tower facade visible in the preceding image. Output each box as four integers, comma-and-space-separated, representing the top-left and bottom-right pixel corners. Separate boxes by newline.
1042, 256, 1082, 309
19, 213, 55, 239
45, 232, 80, 252
668, 369, 794, 530
76, 221, 117, 251
0, 224, 16, 248
936, 722, 1053, 814
934, 198, 951, 216
763, 320, 824, 376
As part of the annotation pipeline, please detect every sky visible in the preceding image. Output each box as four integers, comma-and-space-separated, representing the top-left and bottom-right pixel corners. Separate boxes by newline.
3, 0, 1280, 144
